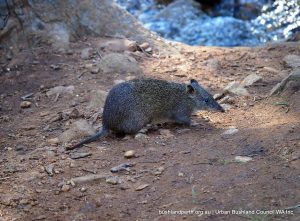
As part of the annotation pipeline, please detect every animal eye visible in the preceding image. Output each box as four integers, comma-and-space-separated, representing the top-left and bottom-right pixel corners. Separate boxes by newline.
204, 98, 209, 103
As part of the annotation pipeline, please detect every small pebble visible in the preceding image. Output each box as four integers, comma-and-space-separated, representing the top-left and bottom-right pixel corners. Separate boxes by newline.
135, 183, 149, 191
234, 156, 252, 163
106, 176, 120, 185
139, 42, 150, 50
47, 138, 59, 145
61, 184, 71, 192
124, 150, 136, 158
44, 164, 54, 176
80, 187, 87, 192
20, 101, 32, 108
222, 128, 239, 135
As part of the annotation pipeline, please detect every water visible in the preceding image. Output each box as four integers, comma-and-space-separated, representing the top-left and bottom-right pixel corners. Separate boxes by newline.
116, 0, 300, 47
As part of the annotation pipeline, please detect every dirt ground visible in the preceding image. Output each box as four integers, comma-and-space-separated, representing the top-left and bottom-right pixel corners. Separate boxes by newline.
0, 38, 299, 221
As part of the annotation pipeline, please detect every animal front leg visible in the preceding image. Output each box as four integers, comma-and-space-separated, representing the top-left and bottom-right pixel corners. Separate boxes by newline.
172, 114, 191, 126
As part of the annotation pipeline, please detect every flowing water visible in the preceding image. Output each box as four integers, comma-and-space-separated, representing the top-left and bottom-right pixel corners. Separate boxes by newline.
116, 0, 300, 46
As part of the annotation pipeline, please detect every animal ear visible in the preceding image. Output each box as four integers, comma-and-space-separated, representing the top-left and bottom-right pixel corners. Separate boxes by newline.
186, 84, 195, 94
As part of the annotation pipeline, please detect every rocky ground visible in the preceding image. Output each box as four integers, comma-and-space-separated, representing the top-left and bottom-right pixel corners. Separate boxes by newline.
0, 38, 299, 221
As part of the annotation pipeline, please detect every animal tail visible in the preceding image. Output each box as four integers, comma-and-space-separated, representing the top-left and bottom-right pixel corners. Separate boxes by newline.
66, 128, 108, 150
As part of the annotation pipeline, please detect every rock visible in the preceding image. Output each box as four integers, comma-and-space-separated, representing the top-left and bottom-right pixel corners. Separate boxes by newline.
176, 128, 191, 134
178, 172, 184, 177
139, 42, 150, 50
135, 183, 149, 191
80, 187, 87, 192
61, 184, 71, 192
20, 101, 32, 108
153, 166, 165, 175
46, 85, 74, 97
98, 53, 143, 75
70, 152, 92, 159
159, 129, 173, 138
15, 144, 28, 152
110, 163, 133, 173
283, 54, 300, 69
224, 81, 249, 96
81, 48, 92, 60
106, 176, 121, 185
213, 93, 224, 100
50, 64, 60, 70
135, 133, 149, 140
70, 174, 107, 184
69, 108, 80, 119
234, 156, 252, 163
47, 137, 60, 145
270, 70, 300, 96
124, 150, 136, 158
145, 47, 152, 53
220, 103, 233, 111
99, 39, 137, 52
88, 89, 108, 110
44, 164, 54, 176
90, 67, 100, 74
114, 79, 125, 85
205, 58, 220, 71
241, 73, 262, 87
222, 127, 239, 135
40, 111, 50, 117
59, 119, 96, 144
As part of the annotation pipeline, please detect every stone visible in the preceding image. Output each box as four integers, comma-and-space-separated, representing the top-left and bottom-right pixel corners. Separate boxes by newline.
159, 129, 173, 138
153, 166, 165, 175
106, 176, 121, 185
47, 138, 60, 145
224, 81, 249, 96
20, 101, 32, 108
110, 163, 133, 173
44, 164, 54, 176
98, 53, 142, 75
81, 48, 92, 59
270, 70, 300, 96
139, 42, 150, 50
222, 127, 239, 135
46, 85, 74, 96
213, 93, 224, 100
135, 133, 149, 140
88, 89, 108, 110
114, 79, 125, 85
59, 119, 96, 143
70, 152, 92, 159
90, 67, 100, 74
61, 184, 71, 192
234, 156, 252, 163
99, 39, 137, 52
124, 150, 136, 158
241, 73, 262, 87
135, 183, 149, 191
205, 58, 220, 71
283, 54, 300, 69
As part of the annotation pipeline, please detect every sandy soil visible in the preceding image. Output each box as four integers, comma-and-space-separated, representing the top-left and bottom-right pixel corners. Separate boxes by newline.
0, 38, 299, 221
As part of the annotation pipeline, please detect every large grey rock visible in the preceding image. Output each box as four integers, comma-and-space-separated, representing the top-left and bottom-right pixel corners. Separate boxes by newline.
98, 53, 143, 75
0, 0, 165, 50
270, 70, 300, 96
283, 55, 300, 69
241, 73, 262, 87
59, 119, 96, 144
88, 89, 108, 110
224, 81, 249, 96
